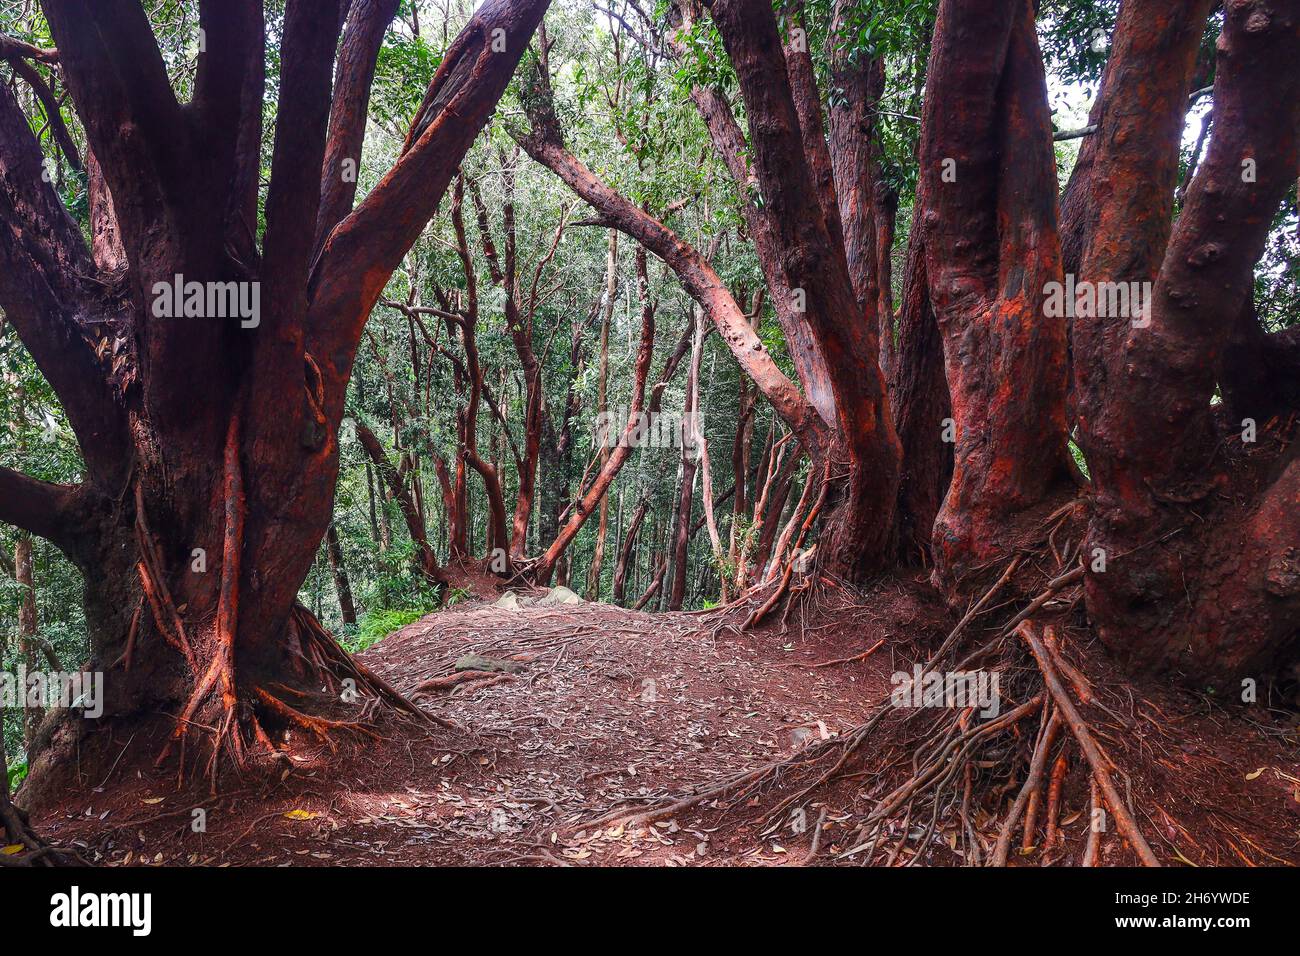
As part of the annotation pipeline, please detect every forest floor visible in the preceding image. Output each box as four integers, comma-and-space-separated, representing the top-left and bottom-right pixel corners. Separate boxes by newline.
27, 573, 1300, 867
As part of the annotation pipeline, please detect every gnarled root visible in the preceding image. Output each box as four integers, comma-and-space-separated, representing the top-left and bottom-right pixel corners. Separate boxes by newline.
1014, 620, 1159, 866
156, 603, 452, 792
0, 748, 82, 867
155, 415, 449, 792
289, 605, 459, 731
581, 524, 1170, 866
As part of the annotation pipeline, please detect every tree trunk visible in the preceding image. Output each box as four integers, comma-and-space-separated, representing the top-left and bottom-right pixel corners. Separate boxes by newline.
1064, 0, 1216, 430
612, 496, 650, 606
711, 0, 904, 581
356, 421, 445, 586
633, 553, 668, 612
1080, 0, 1300, 683
918, 0, 1075, 595
324, 523, 357, 625
364, 460, 384, 549
15, 533, 41, 746
668, 317, 705, 609
889, 224, 952, 566
450, 179, 511, 564
1, 0, 550, 802
748, 441, 799, 585
529, 251, 658, 585
586, 230, 618, 599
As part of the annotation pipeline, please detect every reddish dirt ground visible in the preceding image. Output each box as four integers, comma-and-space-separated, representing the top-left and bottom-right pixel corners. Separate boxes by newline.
25, 573, 1300, 867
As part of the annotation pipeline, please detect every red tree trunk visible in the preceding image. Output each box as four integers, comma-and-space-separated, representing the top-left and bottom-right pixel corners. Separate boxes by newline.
917, 0, 1076, 595
1080, 0, 1300, 683
0, 0, 550, 800
889, 225, 952, 566
711, 0, 903, 581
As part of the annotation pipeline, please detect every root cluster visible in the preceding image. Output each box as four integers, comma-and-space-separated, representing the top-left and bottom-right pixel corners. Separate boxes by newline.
138, 415, 444, 795
590, 503, 1181, 867
0, 748, 81, 867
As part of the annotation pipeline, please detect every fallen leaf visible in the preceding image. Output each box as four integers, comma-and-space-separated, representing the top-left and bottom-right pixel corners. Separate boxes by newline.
2, 845, 23, 856
1245, 767, 1266, 781
283, 809, 319, 821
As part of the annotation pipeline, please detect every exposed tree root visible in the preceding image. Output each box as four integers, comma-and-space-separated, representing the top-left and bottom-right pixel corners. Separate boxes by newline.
0, 746, 82, 867
253, 687, 383, 751
132, 468, 201, 671
413, 669, 519, 695
1043, 746, 1070, 855
153, 416, 455, 794
742, 464, 831, 630
289, 605, 460, 731
574, 501, 1187, 866
1015, 620, 1160, 866
992, 706, 1061, 864
786, 637, 885, 670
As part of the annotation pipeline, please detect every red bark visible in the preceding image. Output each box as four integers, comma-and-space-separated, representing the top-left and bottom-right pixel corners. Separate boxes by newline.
450, 178, 513, 562
918, 0, 1075, 593
889, 224, 952, 566
1, 0, 550, 798
1082, 0, 1300, 682
711, 0, 904, 580
668, 311, 706, 610
468, 161, 562, 563
1065, 0, 1216, 433
513, 109, 826, 460
586, 231, 618, 598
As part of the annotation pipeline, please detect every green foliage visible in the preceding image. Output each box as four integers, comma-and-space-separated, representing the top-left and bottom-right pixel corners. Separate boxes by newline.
1, 0, 1296, 662
1253, 188, 1299, 332
1038, 0, 1121, 90
371, 33, 441, 129
820, 0, 937, 61
7, 758, 27, 792
347, 608, 428, 654
670, 16, 736, 94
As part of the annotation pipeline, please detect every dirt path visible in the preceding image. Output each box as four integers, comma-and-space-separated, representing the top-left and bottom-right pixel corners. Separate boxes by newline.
32, 582, 1299, 867
37, 594, 924, 866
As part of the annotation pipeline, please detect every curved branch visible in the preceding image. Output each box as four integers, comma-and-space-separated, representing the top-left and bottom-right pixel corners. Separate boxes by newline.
0, 466, 79, 546
315, 0, 403, 253
511, 124, 826, 459
6, 56, 81, 171
42, 0, 187, 242
0, 79, 128, 480
0, 35, 57, 63
354, 420, 444, 583
307, 0, 553, 422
